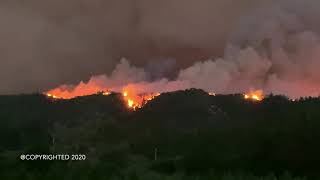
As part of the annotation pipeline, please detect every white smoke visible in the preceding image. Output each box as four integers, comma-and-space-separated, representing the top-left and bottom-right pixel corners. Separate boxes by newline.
175, 2, 320, 98
47, 0, 320, 99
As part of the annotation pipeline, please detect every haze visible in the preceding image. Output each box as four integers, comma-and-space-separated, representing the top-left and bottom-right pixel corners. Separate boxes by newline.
1, 0, 320, 98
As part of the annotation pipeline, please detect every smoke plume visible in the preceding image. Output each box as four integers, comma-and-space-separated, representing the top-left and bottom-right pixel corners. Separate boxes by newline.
1, 0, 320, 98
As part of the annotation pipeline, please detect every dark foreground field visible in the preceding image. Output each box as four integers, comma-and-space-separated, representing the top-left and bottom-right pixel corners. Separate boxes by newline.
1, 89, 320, 179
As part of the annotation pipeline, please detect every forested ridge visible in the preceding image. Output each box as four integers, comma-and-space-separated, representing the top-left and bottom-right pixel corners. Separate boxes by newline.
1, 89, 319, 179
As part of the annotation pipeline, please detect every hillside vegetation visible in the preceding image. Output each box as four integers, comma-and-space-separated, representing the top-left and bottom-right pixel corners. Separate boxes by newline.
1, 89, 319, 179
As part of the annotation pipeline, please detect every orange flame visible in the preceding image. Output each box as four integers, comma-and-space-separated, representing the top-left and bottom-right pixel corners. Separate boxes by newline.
244, 89, 264, 101
121, 90, 160, 110
46, 93, 60, 99
102, 91, 111, 96
45, 82, 111, 99
45, 85, 160, 110
45, 90, 111, 99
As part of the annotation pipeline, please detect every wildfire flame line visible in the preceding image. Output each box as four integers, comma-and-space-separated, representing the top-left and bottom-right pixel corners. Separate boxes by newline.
45, 85, 264, 110
45, 90, 161, 111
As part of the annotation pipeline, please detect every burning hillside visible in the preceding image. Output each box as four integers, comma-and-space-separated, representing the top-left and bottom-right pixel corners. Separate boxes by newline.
45, 86, 161, 110
244, 89, 264, 101
45, 81, 265, 110
43, 52, 320, 108
121, 91, 160, 110
43, 59, 271, 110
3, 0, 320, 178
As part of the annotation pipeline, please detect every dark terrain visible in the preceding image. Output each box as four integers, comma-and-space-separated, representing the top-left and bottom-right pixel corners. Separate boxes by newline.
1, 89, 319, 179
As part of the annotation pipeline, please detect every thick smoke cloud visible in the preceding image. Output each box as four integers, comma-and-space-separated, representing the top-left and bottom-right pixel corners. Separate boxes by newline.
1, 0, 320, 98
0, 0, 259, 94
175, 0, 320, 98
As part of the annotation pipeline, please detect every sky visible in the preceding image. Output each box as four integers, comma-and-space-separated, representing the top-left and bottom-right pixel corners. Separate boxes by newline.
1, 0, 320, 97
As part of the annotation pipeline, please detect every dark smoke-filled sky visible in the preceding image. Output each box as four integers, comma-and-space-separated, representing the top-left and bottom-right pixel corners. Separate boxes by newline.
1, 0, 320, 98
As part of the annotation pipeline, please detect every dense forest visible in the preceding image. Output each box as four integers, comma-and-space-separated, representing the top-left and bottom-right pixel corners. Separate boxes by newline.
1, 89, 320, 179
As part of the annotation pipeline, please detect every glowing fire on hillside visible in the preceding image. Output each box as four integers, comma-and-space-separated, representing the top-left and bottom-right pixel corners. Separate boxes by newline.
44, 74, 265, 110
45, 87, 160, 110
45, 86, 265, 110
46, 93, 59, 99
121, 90, 160, 110
244, 89, 264, 101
